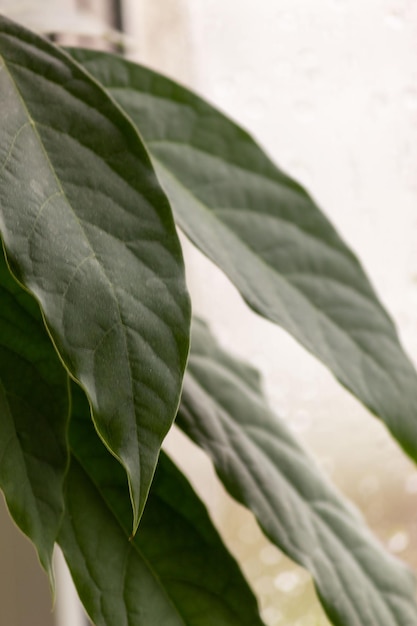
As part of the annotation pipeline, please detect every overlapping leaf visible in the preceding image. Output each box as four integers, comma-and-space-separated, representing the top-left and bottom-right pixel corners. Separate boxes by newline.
176, 318, 417, 626
0, 17, 191, 530
70, 48, 417, 464
59, 383, 266, 626
0, 243, 68, 578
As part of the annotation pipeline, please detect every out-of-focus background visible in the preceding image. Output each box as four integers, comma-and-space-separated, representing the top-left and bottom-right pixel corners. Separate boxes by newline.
0, 1, 417, 625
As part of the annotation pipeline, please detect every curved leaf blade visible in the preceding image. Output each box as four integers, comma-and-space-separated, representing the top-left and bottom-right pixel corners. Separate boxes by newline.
176, 318, 417, 626
70, 48, 417, 463
59, 383, 266, 626
0, 243, 69, 578
0, 17, 191, 530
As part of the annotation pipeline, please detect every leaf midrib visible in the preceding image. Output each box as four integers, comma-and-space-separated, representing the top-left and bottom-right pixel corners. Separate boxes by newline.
69, 453, 187, 626
78, 63, 413, 423
98, 81, 358, 266
0, 50, 140, 499
103, 84, 307, 195
4, 54, 159, 208
156, 160, 403, 413
149, 138, 354, 265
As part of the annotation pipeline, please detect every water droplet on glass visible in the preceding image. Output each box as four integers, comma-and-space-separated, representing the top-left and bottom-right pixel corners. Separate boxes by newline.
404, 88, 417, 111
293, 100, 315, 123
273, 60, 293, 80
298, 49, 319, 80
275, 11, 298, 32
259, 544, 282, 565
405, 472, 417, 493
384, 10, 405, 29
358, 475, 380, 498
373, 91, 389, 111
272, 402, 290, 421
261, 606, 283, 625
268, 382, 290, 419
387, 531, 409, 553
274, 571, 300, 593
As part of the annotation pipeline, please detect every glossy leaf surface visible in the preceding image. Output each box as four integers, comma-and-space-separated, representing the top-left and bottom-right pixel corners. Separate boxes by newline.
177, 318, 417, 626
59, 383, 266, 626
0, 244, 68, 577
0, 17, 191, 530
71, 48, 417, 463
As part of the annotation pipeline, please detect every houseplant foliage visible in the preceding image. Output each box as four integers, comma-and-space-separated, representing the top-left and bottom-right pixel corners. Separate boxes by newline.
0, 13, 416, 626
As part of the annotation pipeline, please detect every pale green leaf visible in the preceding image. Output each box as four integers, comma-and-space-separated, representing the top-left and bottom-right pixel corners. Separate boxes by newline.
0, 243, 69, 578
70, 48, 417, 464
0, 17, 191, 530
58, 383, 266, 626
176, 318, 417, 626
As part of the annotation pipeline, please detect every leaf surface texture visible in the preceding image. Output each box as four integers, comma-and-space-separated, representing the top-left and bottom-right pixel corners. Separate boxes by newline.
59, 383, 266, 626
71, 48, 417, 464
0, 246, 68, 577
0, 18, 191, 529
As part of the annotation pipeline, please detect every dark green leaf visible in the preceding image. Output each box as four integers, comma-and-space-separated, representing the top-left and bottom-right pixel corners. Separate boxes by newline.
0, 17, 191, 530
59, 383, 265, 626
70, 48, 417, 464
0, 242, 68, 579
176, 317, 417, 626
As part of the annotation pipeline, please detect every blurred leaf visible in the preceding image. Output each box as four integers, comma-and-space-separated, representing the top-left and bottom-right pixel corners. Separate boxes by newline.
58, 383, 266, 626
176, 317, 417, 626
0, 244, 68, 579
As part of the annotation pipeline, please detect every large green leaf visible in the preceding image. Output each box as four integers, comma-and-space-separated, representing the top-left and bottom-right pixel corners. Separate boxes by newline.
176, 318, 417, 626
70, 48, 417, 464
0, 17, 191, 530
59, 383, 266, 626
0, 243, 69, 579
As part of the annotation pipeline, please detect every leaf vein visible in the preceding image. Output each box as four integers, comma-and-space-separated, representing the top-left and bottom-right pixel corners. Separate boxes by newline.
0, 120, 31, 175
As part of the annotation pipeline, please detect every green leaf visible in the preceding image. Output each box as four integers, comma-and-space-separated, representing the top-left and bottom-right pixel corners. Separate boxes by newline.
176, 317, 417, 626
0, 242, 69, 579
59, 383, 266, 626
0, 17, 191, 531
70, 48, 417, 464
